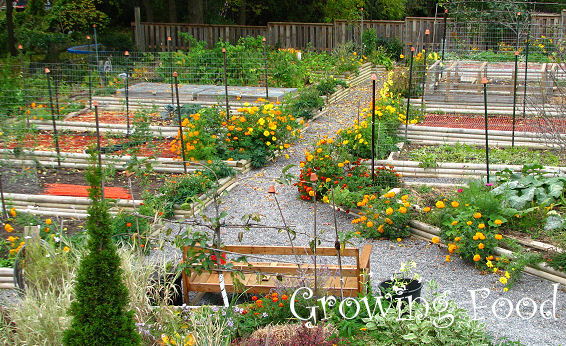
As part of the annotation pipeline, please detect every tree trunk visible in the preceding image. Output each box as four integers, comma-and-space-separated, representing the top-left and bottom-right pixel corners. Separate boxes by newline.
238, 0, 246, 25
141, 0, 154, 22
6, 0, 18, 56
188, 0, 204, 24
168, 0, 177, 23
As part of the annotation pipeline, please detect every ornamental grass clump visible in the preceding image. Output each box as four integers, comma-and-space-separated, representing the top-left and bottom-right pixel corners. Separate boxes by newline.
63, 153, 140, 345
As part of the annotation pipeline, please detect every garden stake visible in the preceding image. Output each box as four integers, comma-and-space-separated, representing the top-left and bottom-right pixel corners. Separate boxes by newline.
522, 12, 531, 119
263, 37, 269, 99
371, 73, 377, 183
482, 77, 490, 183
45, 68, 61, 168
18, 45, 29, 128
441, 9, 448, 63
0, 174, 7, 220
512, 51, 519, 147
330, 188, 345, 300
93, 24, 99, 71
270, 186, 301, 271
421, 29, 430, 113
168, 36, 174, 107
404, 47, 415, 140
125, 51, 130, 137
87, 35, 92, 109
310, 173, 318, 300
174, 72, 187, 173
360, 8, 364, 55
222, 47, 230, 121
94, 101, 104, 197
515, 12, 521, 52
54, 68, 61, 119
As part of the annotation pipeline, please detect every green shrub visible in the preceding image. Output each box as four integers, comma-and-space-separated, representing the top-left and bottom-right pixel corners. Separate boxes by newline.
362, 28, 378, 53
63, 154, 140, 346
315, 76, 348, 96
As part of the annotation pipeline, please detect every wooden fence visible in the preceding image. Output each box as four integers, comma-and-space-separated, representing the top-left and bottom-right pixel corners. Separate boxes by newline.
133, 7, 566, 53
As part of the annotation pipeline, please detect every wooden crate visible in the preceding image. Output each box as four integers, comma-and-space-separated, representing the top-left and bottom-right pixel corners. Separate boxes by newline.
181, 245, 372, 303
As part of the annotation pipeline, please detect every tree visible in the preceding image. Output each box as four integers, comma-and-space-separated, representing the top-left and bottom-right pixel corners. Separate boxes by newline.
365, 0, 406, 20
168, 0, 177, 22
63, 153, 140, 346
322, 0, 363, 22
188, 0, 204, 23
6, 0, 17, 56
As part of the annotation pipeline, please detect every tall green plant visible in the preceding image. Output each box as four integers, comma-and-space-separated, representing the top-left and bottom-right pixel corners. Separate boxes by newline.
63, 152, 140, 346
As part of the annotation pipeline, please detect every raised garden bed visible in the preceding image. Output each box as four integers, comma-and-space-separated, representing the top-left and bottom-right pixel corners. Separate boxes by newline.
399, 143, 565, 167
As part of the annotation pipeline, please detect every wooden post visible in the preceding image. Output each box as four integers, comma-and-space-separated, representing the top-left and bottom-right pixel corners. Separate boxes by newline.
134, 7, 145, 50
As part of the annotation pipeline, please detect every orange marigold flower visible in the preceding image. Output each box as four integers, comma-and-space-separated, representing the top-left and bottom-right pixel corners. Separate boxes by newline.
451, 201, 460, 208
478, 223, 485, 229
494, 219, 503, 225
495, 234, 503, 240
478, 243, 485, 249
423, 207, 431, 212
431, 236, 440, 244
281, 294, 288, 300
473, 212, 482, 219
473, 254, 481, 262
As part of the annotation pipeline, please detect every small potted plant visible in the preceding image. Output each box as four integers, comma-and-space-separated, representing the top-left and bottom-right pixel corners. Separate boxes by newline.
378, 261, 423, 305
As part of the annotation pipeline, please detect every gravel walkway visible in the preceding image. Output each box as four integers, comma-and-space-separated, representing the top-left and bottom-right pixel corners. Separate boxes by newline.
194, 76, 566, 345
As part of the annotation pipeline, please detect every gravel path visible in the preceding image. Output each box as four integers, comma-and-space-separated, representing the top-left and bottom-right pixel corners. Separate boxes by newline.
194, 77, 566, 345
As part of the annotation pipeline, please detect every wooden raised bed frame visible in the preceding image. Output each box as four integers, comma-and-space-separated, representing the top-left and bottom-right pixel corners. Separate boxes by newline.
181, 244, 372, 303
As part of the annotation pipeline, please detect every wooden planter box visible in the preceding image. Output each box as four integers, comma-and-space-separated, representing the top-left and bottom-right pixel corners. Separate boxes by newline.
181, 244, 372, 303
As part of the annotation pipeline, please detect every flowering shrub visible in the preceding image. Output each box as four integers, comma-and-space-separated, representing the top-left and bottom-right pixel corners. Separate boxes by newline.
351, 191, 412, 239
423, 181, 540, 290
170, 101, 301, 168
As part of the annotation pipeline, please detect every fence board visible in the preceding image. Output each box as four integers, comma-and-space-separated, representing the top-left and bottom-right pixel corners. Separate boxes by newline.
133, 11, 564, 52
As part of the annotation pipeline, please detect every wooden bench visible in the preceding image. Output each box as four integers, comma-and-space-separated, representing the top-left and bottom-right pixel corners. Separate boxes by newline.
181, 244, 372, 304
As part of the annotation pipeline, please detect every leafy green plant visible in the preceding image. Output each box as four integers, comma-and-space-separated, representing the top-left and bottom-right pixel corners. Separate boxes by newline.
363, 280, 493, 345
286, 87, 325, 120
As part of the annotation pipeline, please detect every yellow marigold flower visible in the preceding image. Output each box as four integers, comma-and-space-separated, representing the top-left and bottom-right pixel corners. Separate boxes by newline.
9, 208, 16, 217
495, 234, 503, 240
435, 201, 445, 209
322, 196, 329, 203
446, 255, 451, 262
4, 224, 14, 233
63, 246, 70, 252
505, 271, 510, 279
308, 190, 315, 197
478, 233, 485, 240
478, 243, 485, 249
367, 221, 374, 227
384, 218, 393, 225
473, 212, 482, 219
451, 201, 460, 208
263, 130, 270, 137
499, 277, 507, 284
486, 260, 493, 268
397, 238, 402, 242
337, 162, 344, 168
448, 244, 457, 253
466, 221, 473, 225
454, 237, 461, 242
385, 207, 393, 215
473, 254, 481, 262
46, 218, 52, 225
401, 195, 408, 200
478, 223, 485, 229
431, 236, 440, 244
503, 287, 508, 292
423, 207, 431, 212
383, 191, 396, 198
398, 207, 407, 214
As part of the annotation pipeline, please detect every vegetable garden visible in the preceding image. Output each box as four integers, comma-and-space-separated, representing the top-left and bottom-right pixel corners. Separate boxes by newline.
0, 2, 565, 345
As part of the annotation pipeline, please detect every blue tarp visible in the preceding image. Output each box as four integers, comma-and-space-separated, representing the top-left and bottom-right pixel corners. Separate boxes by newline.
66, 44, 105, 55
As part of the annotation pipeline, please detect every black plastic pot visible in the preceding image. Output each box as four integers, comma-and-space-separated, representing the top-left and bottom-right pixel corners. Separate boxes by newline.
378, 279, 423, 305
